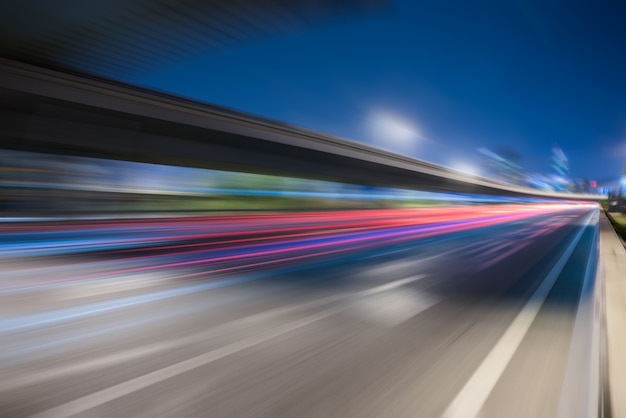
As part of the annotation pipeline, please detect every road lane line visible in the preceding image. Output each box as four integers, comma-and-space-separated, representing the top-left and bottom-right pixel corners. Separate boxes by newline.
2, 274, 428, 393
441, 211, 596, 418
557, 210, 600, 418
27, 274, 428, 417
26, 309, 342, 418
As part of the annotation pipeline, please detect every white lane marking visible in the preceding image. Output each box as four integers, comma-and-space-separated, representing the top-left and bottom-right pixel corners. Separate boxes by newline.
356, 274, 427, 297
2, 274, 427, 393
441, 211, 596, 418
27, 308, 340, 418
26, 274, 428, 417
557, 210, 600, 418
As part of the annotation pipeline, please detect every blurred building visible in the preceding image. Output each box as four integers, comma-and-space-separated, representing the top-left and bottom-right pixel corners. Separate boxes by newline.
551, 144, 573, 192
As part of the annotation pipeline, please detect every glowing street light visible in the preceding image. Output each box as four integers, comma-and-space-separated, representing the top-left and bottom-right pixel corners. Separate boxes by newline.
368, 112, 420, 155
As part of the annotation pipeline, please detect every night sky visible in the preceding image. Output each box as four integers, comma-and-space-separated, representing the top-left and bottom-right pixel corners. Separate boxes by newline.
127, 0, 626, 182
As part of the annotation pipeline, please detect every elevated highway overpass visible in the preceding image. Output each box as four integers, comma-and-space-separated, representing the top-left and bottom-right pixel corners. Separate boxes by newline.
0, 58, 602, 201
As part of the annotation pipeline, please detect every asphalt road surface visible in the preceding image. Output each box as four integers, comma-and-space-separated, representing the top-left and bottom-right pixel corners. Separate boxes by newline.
0, 204, 600, 418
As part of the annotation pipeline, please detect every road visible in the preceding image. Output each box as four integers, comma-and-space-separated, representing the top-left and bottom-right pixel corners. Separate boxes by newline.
0, 204, 599, 418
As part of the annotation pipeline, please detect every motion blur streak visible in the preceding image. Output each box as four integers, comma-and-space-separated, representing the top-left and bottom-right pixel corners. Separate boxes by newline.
1, 203, 599, 417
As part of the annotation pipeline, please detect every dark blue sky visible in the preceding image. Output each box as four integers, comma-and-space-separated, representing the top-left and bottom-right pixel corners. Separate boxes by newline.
128, 0, 626, 181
